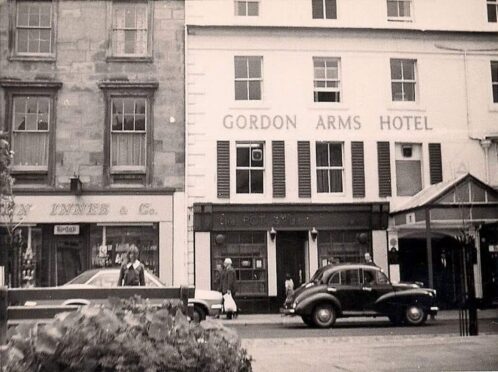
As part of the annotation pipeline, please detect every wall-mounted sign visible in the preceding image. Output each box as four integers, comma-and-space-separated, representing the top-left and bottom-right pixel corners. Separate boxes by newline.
489, 245, 498, 253
54, 225, 80, 235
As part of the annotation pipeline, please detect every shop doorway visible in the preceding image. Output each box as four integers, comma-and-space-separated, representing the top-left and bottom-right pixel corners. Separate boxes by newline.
54, 235, 89, 286
276, 231, 308, 304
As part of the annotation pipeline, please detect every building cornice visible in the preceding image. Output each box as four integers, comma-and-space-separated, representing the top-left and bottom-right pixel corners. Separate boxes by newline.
97, 80, 159, 90
0, 78, 63, 89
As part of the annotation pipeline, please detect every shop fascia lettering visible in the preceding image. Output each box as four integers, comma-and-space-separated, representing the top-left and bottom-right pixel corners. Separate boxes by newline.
219, 213, 309, 228
222, 113, 433, 131
49, 203, 158, 216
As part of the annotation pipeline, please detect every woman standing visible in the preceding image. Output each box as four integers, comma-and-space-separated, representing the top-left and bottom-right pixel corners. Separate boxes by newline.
117, 245, 145, 286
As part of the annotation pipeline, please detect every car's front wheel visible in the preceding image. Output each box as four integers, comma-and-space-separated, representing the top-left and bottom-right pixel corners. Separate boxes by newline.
301, 315, 315, 327
192, 305, 207, 323
312, 303, 336, 328
404, 304, 427, 326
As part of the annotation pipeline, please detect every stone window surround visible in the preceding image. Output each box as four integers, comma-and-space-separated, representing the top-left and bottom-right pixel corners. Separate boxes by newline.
7, 0, 57, 62
0, 79, 62, 186
106, 0, 154, 63
98, 80, 158, 186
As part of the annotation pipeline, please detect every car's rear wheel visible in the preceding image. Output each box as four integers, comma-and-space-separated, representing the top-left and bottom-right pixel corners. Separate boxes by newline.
192, 305, 207, 323
301, 315, 315, 327
312, 303, 336, 328
404, 304, 427, 326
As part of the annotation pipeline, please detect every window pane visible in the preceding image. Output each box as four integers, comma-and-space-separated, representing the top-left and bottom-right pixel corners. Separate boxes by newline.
251, 170, 264, 193
14, 97, 27, 114
236, 169, 250, 193
136, 5, 147, 29
329, 169, 343, 192
250, 144, 264, 167
491, 62, 498, 82
387, 1, 397, 17
26, 97, 37, 114
111, 133, 146, 166
325, 81, 339, 88
135, 115, 145, 131
248, 81, 261, 100
38, 97, 49, 113
396, 160, 422, 196
399, 1, 411, 16
391, 82, 403, 101
314, 80, 326, 88
237, 145, 250, 167
28, 4, 40, 27
312, 0, 324, 18
38, 113, 49, 130
236, 1, 246, 16
493, 85, 498, 103
325, 0, 337, 19
112, 115, 123, 131
135, 99, 146, 114
124, 30, 136, 54
17, 30, 28, 53
402, 61, 415, 80
329, 144, 342, 166
390, 60, 402, 79
13, 132, 49, 167
403, 82, 416, 101
488, 4, 497, 22
317, 169, 329, 193
345, 269, 360, 285
314, 66, 325, 79
124, 7, 136, 28
39, 29, 51, 53
123, 115, 134, 131
235, 57, 248, 79
112, 99, 123, 114
14, 113, 26, 131
17, 3, 29, 26
28, 29, 39, 53
247, 2, 259, 16
248, 58, 261, 78
123, 99, 135, 114
235, 81, 248, 100
316, 143, 329, 166
315, 91, 340, 102
39, 3, 51, 26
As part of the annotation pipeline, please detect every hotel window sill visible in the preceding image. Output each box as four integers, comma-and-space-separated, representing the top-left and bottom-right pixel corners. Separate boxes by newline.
229, 101, 271, 110
387, 18, 413, 23
308, 103, 350, 111
386, 103, 426, 112
106, 55, 153, 63
8, 55, 56, 63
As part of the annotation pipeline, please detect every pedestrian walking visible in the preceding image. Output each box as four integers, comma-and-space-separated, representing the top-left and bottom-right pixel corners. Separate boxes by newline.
284, 273, 294, 298
219, 257, 238, 319
117, 245, 145, 286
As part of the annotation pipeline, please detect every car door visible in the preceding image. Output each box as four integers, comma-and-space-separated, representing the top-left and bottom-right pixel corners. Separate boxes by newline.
328, 268, 363, 312
361, 269, 393, 312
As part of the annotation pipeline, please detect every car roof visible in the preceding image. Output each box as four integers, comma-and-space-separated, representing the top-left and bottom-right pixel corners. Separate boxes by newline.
325, 263, 383, 272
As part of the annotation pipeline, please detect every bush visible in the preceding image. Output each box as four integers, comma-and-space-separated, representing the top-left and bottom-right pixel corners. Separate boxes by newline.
4, 296, 252, 372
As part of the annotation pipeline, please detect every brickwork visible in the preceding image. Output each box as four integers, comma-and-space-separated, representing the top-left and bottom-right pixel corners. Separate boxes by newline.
0, 0, 185, 190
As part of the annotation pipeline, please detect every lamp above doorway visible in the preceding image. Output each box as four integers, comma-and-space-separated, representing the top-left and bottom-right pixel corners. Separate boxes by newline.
311, 227, 318, 241
269, 227, 277, 241
70, 174, 83, 195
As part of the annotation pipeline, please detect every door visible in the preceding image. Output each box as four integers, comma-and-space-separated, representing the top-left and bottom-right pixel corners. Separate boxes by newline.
276, 231, 307, 304
361, 269, 393, 312
55, 237, 87, 286
328, 268, 364, 312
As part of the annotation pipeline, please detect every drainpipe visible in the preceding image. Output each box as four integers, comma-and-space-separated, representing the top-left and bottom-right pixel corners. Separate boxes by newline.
480, 139, 492, 184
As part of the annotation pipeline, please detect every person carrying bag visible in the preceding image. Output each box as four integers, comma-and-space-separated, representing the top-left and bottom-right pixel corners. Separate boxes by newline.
219, 258, 238, 319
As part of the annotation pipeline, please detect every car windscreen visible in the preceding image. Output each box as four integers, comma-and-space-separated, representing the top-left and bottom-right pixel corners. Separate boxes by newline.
310, 267, 326, 283
65, 270, 98, 285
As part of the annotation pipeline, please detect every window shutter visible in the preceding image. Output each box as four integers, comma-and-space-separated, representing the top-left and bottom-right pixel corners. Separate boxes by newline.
429, 143, 443, 184
377, 142, 392, 197
217, 141, 230, 198
351, 141, 365, 198
297, 141, 311, 198
272, 141, 286, 198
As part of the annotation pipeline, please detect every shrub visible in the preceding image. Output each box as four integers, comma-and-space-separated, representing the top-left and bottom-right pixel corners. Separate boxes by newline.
4, 296, 252, 372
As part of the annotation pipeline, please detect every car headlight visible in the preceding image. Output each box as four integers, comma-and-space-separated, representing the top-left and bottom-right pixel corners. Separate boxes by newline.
292, 300, 298, 309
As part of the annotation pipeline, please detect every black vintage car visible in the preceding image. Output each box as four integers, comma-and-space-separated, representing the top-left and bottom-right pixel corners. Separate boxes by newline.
281, 263, 438, 328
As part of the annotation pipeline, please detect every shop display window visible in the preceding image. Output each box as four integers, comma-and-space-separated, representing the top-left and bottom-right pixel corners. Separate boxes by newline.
211, 231, 268, 296
318, 230, 371, 267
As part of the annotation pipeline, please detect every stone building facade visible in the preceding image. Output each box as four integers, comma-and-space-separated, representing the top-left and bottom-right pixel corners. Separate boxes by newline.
0, 0, 186, 288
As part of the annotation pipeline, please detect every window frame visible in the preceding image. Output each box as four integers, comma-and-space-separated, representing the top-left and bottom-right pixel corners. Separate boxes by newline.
394, 142, 423, 197
234, 0, 260, 16
0, 79, 62, 186
315, 141, 345, 194
488, 0, 498, 22
313, 57, 341, 103
107, 0, 153, 62
235, 141, 265, 195
491, 61, 498, 103
312, 0, 337, 20
386, 0, 413, 22
9, 0, 57, 61
234, 56, 263, 101
390, 58, 417, 102
99, 81, 158, 186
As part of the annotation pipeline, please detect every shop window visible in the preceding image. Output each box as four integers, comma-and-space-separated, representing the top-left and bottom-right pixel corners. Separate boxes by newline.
234, 56, 263, 100
312, 0, 337, 19
316, 142, 344, 193
90, 225, 159, 277
488, 0, 498, 22
395, 143, 422, 196
491, 61, 498, 102
235, 0, 259, 16
14, 0, 54, 57
313, 57, 341, 102
236, 141, 265, 194
390, 59, 416, 102
318, 231, 370, 267
111, 1, 150, 58
211, 232, 268, 296
387, 0, 412, 20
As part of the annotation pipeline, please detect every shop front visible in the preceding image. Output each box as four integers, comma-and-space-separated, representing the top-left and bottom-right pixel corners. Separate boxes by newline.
0, 192, 175, 288
193, 202, 389, 313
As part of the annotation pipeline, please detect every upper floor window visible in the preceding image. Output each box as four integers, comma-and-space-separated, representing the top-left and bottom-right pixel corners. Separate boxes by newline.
15, 1, 53, 56
387, 0, 412, 20
234, 56, 263, 101
235, 0, 259, 16
316, 142, 344, 193
395, 143, 422, 196
312, 0, 337, 19
491, 61, 498, 102
313, 57, 341, 102
236, 142, 264, 194
488, 0, 498, 22
390, 59, 416, 102
111, 1, 149, 57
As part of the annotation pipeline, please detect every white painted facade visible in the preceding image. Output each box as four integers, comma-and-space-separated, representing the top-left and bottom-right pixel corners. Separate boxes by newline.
185, 0, 498, 307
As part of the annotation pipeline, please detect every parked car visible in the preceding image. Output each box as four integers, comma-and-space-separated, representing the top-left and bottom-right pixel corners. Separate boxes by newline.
26, 269, 223, 322
281, 263, 438, 328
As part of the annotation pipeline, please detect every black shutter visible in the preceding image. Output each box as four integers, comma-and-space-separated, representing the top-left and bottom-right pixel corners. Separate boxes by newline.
377, 141, 392, 197
429, 143, 443, 184
297, 141, 311, 198
272, 141, 286, 198
217, 141, 230, 198
351, 141, 365, 198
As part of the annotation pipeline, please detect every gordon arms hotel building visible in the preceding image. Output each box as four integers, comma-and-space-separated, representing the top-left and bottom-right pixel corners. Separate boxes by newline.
0, 0, 187, 288
186, 0, 498, 312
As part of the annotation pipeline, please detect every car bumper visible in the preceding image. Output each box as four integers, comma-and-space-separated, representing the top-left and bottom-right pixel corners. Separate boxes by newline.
280, 307, 296, 316
428, 306, 439, 316
208, 303, 223, 316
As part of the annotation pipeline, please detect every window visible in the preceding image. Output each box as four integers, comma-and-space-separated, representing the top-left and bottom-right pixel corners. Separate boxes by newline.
390, 59, 416, 102
235, 0, 259, 16
211, 232, 267, 296
488, 0, 498, 22
376, 271, 390, 285
313, 57, 341, 102
318, 231, 371, 266
312, 0, 337, 19
236, 142, 264, 194
492, 62, 498, 102
387, 0, 412, 20
15, 1, 53, 55
111, 1, 149, 57
362, 269, 376, 285
395, 143, 422, 196
316, 142, 344, 193
234, 56, 263, 100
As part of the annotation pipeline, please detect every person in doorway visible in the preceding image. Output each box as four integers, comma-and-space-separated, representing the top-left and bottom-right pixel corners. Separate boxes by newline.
284, 273, 295, 304
219, 258, 238, 319
364, 252, 374, 264
117, 245, 145, 286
